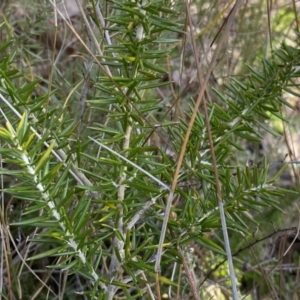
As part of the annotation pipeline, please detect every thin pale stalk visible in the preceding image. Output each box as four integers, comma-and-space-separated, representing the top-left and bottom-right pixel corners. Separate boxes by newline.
89, 137, 170, 191
185, 1, 243, 299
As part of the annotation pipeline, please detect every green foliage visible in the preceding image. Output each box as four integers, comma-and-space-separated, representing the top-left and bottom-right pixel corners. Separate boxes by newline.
0, 1, 300, 299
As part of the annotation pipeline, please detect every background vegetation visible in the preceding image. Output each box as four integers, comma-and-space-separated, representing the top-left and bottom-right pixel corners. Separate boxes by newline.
0, 0, 300, 299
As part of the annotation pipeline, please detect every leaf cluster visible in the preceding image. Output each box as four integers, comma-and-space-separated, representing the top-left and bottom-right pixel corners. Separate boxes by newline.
0, 2, 300, 299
